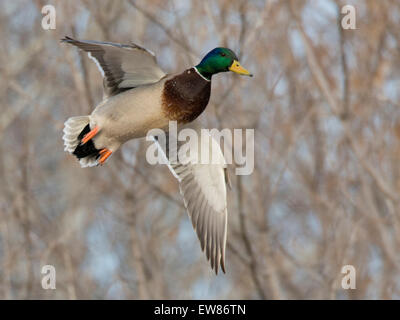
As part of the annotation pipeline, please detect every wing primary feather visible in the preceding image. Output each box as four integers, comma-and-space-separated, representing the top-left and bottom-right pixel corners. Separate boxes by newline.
192, 196, 205, 230
207, 205, 214, 263
187, 194, 200, 229
215, 217, 221, 274
210, 220, 215, 270
200, 205, 211, 252
220, 212, 227, 273
211, 216, 216, 273
197, 198, 207, 251
204, 206, 212, 260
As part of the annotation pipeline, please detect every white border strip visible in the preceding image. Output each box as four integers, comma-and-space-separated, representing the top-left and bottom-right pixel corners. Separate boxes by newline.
194, 67, 211, 82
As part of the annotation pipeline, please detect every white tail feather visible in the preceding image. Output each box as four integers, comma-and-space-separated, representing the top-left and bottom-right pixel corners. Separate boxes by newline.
62, 116, 99, 168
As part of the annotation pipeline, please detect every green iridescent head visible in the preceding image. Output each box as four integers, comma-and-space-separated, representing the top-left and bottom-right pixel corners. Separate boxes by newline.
195, 47, 252, 80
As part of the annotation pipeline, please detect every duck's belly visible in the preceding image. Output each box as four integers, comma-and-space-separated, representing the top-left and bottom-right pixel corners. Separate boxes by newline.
90, 82, 169, 149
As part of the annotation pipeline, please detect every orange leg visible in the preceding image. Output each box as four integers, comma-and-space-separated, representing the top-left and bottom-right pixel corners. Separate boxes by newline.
98, 148, 112, 165
81, 126, 99, 145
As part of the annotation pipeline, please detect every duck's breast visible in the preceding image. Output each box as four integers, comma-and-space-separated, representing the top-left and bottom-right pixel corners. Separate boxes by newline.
162, 68, 211, 124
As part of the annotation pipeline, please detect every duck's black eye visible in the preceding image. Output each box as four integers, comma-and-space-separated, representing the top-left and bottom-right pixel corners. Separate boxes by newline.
220, 52, 226, 57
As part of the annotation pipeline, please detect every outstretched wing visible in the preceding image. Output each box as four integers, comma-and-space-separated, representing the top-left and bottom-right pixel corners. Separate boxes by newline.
153, 125, 228, 274
61, 36, 166, 97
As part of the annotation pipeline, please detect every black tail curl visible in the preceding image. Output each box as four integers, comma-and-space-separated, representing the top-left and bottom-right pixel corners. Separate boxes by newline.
72, 124, 101, 159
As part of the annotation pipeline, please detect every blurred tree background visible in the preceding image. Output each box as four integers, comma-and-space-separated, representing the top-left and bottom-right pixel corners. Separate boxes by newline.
1, 0, 400, 299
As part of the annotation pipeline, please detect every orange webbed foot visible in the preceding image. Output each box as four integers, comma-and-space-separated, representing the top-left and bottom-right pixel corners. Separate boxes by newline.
98, 148, 112, 165
81, 126, 99, 145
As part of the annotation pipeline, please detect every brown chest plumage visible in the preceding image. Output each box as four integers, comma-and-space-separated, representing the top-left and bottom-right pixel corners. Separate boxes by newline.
162, 68, 211, 124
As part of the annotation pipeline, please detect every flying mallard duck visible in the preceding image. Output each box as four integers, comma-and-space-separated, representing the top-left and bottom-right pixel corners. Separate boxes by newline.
61, 36, 252, 274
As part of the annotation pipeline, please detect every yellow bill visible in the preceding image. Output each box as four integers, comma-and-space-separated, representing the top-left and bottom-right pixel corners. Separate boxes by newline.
229, 60, 253, 77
